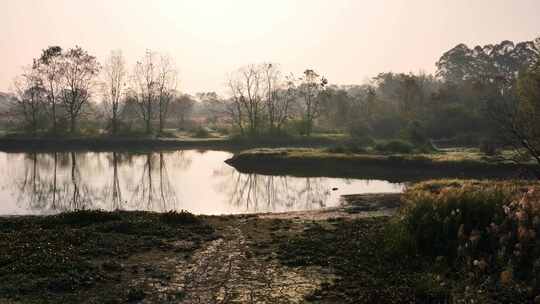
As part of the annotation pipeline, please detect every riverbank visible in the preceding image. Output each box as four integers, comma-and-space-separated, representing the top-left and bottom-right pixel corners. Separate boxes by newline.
226, 148, 536, 181
1, 186, 538, 303
0, 136, 341, 152
0, 194, 440, 304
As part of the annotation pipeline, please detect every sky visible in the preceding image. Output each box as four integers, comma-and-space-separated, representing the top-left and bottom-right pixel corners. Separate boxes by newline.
1, 0, 539, 95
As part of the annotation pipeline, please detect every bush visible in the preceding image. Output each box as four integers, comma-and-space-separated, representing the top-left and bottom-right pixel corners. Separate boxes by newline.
402, 120, 428, 146
401, 182, 514, 259
375, 139, 414, 154
397, 181, 540, 295
192, 126, 211, 138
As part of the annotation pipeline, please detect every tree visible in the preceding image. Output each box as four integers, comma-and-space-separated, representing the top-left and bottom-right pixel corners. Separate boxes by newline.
227, 64, 266, 136
171, 94, 195, 129
60, 46, 101, 133
436, 39, 539, 84
156, 54, 178, 133
298, 69, 327, 136
35, 46, 63, 134
11, 68, 47, 135
130, 50, 158, 134
262, 63, 294, 133
102, 50, 127, 135
489, 61, 540, 177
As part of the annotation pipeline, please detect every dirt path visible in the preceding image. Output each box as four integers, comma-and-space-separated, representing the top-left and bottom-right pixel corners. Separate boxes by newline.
132, 193, 401, 303
134, 220, 333, 303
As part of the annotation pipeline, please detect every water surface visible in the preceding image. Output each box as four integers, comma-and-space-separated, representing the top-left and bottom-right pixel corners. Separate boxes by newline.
0, 150, 404, 215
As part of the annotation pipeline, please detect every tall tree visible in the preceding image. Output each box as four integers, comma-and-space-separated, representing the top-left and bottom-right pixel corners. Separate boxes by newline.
262, 63, 294, 133
298, 69, 327, 136
102, 50, 127, 135
60, 46, 101, 133
131, 50, 158, 134
35, 46, 63, 134
489, 61, 540, 177
228, 64, 266, 136
156, 54, 178, 134
11, 68, 47, 135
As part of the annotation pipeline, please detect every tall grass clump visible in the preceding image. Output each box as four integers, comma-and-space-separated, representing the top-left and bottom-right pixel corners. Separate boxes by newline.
395, 180, 540, 297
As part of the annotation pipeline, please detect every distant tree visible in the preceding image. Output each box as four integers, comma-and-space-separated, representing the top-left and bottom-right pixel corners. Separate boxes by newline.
11, 68, 48, 135
489, 60, 540, 177
436, 39, 539, 84
59, 46, 101, 133
262, 63, 295, 133
131, 50, 159, 134
298, 69, 327, 136
227, 64, 266, 136
35, 46, 63, 134
156, 54, 178, 133
197, 92, 225, 125
171, 94, 195, 129
102, 50, 127, 135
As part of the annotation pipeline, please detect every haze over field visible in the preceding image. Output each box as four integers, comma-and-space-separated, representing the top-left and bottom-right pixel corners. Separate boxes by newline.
1, 0, 539, 94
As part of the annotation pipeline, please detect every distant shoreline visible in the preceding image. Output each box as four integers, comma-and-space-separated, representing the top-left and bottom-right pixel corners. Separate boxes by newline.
0, 136, 339, 152
225, 148, 535, 182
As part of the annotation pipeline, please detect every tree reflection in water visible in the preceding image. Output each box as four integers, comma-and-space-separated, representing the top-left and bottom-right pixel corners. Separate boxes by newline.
214, 167, 333, 213
13, 152, 94, 212
128, 152, 179, 212
5, 150, 367, 215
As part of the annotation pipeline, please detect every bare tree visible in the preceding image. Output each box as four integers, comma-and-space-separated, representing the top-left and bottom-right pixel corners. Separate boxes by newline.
262, 63, 295, 133
488, 61, 540, 178
298, 69, 328, 136
156, 54, 178, 134
131, 50, 158, 134
60, 46, 101, 133
102, 50, 127, 135
35, 46, 63, 134
228, 64, 266, 136
11, 68, 47, 135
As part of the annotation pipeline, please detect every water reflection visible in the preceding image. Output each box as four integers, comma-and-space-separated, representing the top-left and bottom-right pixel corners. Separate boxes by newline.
1, 150, 404, 215
215, 170, 332, 213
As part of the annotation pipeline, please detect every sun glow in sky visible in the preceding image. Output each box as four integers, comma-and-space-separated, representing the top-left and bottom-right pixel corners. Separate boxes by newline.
1, 0, 539, 95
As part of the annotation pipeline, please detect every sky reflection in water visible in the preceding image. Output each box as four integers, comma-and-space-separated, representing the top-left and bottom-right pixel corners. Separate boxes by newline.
0, 150, 404, 215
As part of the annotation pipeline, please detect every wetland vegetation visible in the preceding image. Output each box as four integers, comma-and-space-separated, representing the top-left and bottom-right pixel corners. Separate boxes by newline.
0, 6, 539, 303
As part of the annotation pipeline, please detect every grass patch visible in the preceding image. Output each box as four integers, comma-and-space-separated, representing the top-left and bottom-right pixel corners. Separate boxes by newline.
0, 210, 215, 303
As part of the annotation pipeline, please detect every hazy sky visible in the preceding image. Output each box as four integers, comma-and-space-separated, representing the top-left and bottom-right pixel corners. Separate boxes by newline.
1, 0, 539, 95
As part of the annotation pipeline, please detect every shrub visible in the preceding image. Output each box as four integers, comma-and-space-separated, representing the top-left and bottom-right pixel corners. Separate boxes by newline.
192, 126, 211, 138
398, 181, 540, 294
375, 139, 414, 154
401, 183, 513, 259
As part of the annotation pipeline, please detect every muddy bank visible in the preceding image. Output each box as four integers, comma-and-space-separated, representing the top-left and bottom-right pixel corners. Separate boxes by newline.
0, 190, 520, 303
226, 149, 532, 182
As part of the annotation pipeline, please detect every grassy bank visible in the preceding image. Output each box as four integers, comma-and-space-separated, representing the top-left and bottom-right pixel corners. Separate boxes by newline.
226, 148, 536, 181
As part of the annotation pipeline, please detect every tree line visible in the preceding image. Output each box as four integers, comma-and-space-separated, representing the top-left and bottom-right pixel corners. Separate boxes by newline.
8, 47, 194, 136
5, 38, 540, 159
